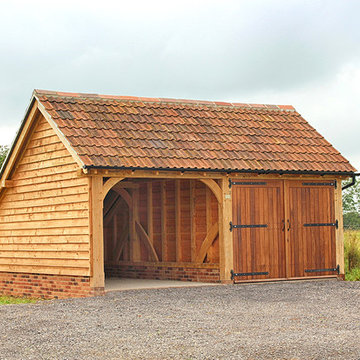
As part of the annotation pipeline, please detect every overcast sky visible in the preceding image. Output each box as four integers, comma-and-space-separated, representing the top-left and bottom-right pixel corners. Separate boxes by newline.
0, 0, 359, 170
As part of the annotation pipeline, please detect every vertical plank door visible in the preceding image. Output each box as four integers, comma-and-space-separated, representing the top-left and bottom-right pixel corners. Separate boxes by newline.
287, 180, 337, 278
232, 180, 286, 280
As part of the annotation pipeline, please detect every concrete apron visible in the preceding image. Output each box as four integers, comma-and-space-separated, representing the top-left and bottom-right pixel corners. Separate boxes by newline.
105, 278, 221, 292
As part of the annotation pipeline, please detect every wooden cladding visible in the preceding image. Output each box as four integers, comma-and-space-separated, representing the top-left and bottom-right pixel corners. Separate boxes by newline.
0, 115, 90, 276
232, 180, 337, 281
103, 179, 219, 266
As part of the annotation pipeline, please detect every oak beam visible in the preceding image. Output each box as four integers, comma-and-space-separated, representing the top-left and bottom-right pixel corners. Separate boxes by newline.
112, 187, 132, 209
113, 223, 129, 261
199, 179, 222, 203
102, 177, 125, 199
195, 222, 219, 263
104, 197, 123, 226
135, 221, 159, 262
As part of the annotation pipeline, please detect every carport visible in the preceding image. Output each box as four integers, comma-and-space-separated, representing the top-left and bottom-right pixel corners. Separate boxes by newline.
0, 89, 355, 299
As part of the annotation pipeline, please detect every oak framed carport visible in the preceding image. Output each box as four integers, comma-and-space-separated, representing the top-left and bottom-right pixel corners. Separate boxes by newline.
0, 89, 356, 299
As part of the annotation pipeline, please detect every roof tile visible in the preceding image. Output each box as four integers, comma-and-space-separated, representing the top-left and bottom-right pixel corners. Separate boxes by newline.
34, 90, 356, 173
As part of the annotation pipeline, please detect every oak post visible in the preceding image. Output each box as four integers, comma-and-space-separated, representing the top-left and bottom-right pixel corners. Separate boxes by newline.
161, 180, 167, 261
190, 180, 196, 262
175, 180, 182, 262
218, 177, 233, 282
90, 176, 105, 290
335, 180, 345, 277
147, 182, 154, 246
132, 188, 141, 261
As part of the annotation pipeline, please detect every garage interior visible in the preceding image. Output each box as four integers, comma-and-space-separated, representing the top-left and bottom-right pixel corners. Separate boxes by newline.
102, 178, 221, 289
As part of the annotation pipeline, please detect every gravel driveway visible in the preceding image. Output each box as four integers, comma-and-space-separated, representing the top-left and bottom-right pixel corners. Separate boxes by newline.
0, 280, 359, 360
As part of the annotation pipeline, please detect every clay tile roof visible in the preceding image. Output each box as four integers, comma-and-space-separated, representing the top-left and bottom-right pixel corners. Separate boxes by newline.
34, 89, 356, 174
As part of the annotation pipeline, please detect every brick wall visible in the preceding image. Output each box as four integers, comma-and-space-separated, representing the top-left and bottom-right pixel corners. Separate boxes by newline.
0, 272, 104, 299
105, 264, 220, 283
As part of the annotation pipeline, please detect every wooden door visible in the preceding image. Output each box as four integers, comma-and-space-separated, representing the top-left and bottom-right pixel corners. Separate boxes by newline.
232, 180, 286, 280
286, 180, 337, 278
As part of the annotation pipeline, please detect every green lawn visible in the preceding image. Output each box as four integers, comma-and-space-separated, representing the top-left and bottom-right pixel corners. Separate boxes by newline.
344, 230, 360, 281
0, 296, 37, 305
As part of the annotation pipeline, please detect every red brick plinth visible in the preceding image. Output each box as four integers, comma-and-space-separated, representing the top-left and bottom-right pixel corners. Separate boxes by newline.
105, 264, 220, 283
0, 272, 104, 299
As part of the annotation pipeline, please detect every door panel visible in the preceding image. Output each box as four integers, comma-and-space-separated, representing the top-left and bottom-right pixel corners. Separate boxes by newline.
232, 180, 286, 280
287, 181, 336, 278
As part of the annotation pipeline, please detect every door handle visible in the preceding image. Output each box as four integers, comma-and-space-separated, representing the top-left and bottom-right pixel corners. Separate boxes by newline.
287, 219, 291, 231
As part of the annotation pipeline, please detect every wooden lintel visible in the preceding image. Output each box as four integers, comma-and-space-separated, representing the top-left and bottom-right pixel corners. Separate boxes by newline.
87, 169, 225, 179
195, 222, 219, 263
84, 168, 349, 182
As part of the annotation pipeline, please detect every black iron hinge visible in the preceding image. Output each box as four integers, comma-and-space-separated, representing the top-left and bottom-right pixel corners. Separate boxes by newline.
230, 221, 268, 232
230, 270, 269, 280
229, 179, 267, 188
303, 220, 338, 229
302, 180, 337, 188
305, 264, 340, 274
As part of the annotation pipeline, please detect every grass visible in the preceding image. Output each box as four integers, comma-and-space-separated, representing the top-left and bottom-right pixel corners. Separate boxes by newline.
344, 230, 360, 281
0, 296, 37, 305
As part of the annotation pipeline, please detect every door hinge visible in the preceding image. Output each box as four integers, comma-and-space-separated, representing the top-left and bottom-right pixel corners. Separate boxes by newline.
302, 181, 337, 188
230, 221, 268, 232
305, 264, 340, 274
229, 179, 266, 188
231, 270, 269, 280
303, 220, 338, 229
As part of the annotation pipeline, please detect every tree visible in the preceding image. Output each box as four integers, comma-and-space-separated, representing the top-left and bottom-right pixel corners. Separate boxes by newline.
0, 145, 9, 169
342, 178, 360, 213
342, 178, 360, 229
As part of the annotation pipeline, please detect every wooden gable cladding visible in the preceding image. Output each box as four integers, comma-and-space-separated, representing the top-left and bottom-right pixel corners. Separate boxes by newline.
103, 179, 219, 267
0, 114, 91, 276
